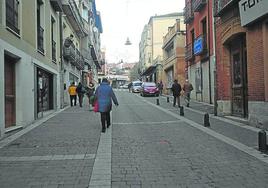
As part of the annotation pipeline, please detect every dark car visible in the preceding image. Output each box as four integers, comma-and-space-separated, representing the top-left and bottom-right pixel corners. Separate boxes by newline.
140, 82, 159, 97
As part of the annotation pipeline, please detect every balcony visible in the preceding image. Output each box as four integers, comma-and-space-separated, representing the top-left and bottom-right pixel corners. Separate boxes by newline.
52, 40, 56, 62
185, 43, 194, 61
214, 0, 239, 17
37, 26, 44, 53
193, 0, 207, 12
62, 0, 86, 37
193, 34, 208, 56
184, 1, 194, 24
50, 0, 63, 12
74, 49, 85, 70
63, 43, 75, 62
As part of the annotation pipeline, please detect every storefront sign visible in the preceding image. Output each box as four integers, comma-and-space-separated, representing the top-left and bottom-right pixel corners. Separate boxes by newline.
194, 36, 203, 55
239, 0, 268, 26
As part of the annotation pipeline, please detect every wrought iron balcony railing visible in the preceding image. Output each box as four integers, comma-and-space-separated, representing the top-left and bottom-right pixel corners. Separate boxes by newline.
50, 0, 63, 12
74, 49, 85, 70
37, 26, 44, 53
185, 43, 194, 61
63, 43, 76, 61
184, 1, 194, 24
192, 0, 207, 12
214, 0, 239, 17
6, 0, 20, 34
52, 40, 56, 62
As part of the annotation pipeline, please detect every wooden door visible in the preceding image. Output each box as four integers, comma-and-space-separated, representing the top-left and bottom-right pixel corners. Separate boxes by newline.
5, 56, 16, 128
230, 36, 248, 117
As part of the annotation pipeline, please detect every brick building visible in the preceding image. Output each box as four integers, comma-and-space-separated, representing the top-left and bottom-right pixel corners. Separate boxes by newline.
184, 0, 215, 104
214, 0, 268, 128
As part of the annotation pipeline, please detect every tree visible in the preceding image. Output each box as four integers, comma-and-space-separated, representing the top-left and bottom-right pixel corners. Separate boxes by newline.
129, 63, 140, 81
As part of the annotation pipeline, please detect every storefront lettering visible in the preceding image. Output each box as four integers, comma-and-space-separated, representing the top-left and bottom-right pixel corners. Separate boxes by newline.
241, 0, 262, 12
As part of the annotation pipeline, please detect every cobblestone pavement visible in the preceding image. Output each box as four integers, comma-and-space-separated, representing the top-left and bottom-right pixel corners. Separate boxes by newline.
112, 90, 268, 188
0, 105, 101, 188
1, 90, 268, 188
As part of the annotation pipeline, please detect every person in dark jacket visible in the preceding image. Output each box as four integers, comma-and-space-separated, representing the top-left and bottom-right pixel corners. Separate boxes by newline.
171, 79, 182, 107
95, 78, 119, 133
76, 82, 84, 107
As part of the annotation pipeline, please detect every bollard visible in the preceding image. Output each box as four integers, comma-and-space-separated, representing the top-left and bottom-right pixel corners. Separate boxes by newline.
204, 113, 210, 127
167, 97, 169, 103
156, 98, 160, 105
258, 130, 267, 152
180, 106, 184, 116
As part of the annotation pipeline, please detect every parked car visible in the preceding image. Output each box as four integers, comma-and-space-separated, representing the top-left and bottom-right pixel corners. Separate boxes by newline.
119, 83, 129, 89
131, 81, 142, 93
140, 82, 159, 97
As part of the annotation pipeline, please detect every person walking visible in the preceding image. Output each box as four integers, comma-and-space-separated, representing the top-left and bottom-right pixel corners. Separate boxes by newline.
76, 82, 85, 107
183, 79, 194, 107
95, 78, 119, 133
87, 82, 95, 110
68, 82, 77, 106
157, 81, 163, 95
128, 82, 132, 93
171, 79, 182, 107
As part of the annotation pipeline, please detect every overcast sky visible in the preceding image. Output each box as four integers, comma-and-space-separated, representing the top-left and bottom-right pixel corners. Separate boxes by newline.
96, 0, 185, 64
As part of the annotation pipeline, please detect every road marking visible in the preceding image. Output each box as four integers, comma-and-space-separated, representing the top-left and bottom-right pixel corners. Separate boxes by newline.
0, 107, 68, 149
142, 97, 268, 164
113, 120, 182, 125
88, 114, 112, 188
0, 154, 95, 162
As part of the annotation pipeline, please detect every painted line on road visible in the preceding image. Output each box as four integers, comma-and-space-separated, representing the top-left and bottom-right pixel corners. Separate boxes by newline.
88, 114, 112, 188
113, 120, 182, 125
0, 154, 95, 162
0, 107, 68, 149
142, 97, 268, 164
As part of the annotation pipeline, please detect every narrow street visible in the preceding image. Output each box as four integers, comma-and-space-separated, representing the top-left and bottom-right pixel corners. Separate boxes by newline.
0, 90, 268, 188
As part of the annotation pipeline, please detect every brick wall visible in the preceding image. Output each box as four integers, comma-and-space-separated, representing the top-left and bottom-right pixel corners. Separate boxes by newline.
247, 24, 265, 101
215, 19, 231, 101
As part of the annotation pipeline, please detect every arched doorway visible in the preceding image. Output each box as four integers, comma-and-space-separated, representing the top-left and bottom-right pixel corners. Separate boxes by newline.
229, 35, 248, 117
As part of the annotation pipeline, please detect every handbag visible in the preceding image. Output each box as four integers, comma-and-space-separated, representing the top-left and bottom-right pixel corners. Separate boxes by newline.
93, 100, 99, 112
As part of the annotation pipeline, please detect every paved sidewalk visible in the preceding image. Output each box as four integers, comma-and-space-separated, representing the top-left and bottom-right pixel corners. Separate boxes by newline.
0, 105, 101, 188
150, 94, 268, 151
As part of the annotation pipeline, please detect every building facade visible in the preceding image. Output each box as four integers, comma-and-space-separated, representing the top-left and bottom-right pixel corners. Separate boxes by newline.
162, 19, 186, 94
184, 0, 215, 104
214, 0, 268, 128
0, 0, 103, 138
0, 0, 63, 137
139, 13, 184, 82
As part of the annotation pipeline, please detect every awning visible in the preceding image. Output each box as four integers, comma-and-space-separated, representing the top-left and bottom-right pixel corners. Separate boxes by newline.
141, 65, 157, 76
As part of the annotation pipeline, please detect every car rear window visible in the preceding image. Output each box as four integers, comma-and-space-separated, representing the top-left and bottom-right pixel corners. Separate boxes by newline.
133, 82, 142, 86
144, 83, 156, 87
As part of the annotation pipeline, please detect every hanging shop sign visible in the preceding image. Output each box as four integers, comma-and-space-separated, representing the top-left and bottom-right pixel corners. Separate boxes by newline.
194, 36, 203, 55
239, 0, 268, 26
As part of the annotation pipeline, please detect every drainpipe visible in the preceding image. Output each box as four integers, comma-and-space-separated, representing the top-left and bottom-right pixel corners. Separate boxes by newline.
59, 12, 64, 109
207, 0, 212, 104
212, 0, 218, 116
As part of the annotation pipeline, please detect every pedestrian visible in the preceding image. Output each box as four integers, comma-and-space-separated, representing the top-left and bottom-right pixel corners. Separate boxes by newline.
76, 82, 85, 107
68, 82, 77, 106
183, 79, 194, 107
95, 78, 119, 133
171, 79, 182, 107
128, 82, 132, 93
157, 81, 163, 95
87, 82, 95, 110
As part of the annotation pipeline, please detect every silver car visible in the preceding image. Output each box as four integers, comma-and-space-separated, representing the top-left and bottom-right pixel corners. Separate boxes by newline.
131, 81, 142, 93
